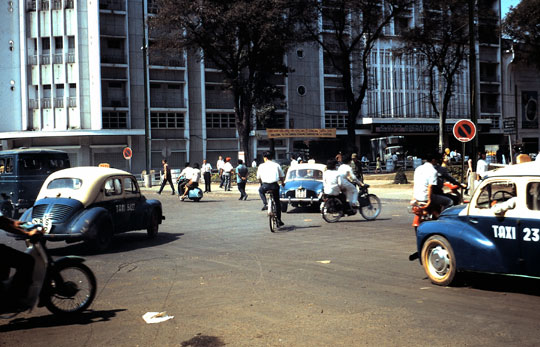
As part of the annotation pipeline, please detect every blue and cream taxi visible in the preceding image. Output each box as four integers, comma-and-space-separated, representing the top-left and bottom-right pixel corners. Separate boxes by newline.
279, 163, 326, 212
19, 167, 164, 251
415, 161, 540, 286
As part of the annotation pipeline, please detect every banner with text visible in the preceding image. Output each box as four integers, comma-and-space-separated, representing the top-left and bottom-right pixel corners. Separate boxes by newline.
266, 128, 336, 138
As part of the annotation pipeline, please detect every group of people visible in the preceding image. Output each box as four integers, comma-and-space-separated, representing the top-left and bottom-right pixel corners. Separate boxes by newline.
322, 153, 365, 215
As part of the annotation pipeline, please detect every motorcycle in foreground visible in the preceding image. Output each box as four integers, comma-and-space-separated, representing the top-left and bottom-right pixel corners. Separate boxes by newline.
177, 177, 203, 202
0, 224, 96, 317
321, 184, 381, 223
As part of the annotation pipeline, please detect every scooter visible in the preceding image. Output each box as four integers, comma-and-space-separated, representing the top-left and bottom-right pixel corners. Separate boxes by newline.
0, 224, 96, 318
177, 177, 203, 202
321, 184, 381, 222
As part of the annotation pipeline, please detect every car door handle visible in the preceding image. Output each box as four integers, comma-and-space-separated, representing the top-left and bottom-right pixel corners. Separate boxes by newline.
469, 217, 479, 224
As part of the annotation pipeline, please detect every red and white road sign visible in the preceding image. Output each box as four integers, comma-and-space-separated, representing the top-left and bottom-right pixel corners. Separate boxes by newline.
453, 119, 476, 143
123, 147, 133, 160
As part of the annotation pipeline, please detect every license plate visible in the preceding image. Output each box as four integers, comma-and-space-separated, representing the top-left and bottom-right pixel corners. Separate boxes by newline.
296, 189, 306, 198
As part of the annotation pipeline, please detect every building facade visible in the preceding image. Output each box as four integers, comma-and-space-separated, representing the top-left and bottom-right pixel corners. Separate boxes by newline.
1, 0, 522, 173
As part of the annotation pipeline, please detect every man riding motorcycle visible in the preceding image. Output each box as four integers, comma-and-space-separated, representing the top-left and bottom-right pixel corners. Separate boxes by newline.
0, 213, 42, 310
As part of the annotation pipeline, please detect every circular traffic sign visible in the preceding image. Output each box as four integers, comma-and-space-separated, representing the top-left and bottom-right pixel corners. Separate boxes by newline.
453, 119, 476, 143
123, 147, 133, 160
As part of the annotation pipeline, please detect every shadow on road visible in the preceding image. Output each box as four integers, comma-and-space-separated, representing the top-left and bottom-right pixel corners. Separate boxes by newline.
0, 308, 126, 332
48, 232, 183, 256
461, 273, 540, 296
181, 334, 226, 347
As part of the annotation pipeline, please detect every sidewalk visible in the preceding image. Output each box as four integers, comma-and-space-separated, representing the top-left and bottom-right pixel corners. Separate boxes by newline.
141, 179, 413, 201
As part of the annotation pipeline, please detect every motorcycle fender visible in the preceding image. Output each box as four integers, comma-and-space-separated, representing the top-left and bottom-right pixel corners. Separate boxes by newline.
38, 256, 87, 307
53, 256, 87, 266
67, 207, 111, 238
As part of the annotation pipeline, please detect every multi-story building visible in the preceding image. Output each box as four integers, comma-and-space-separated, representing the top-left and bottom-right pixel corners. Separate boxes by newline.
0, 0, 511, 173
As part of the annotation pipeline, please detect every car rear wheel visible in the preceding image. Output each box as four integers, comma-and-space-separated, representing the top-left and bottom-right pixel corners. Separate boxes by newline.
421, 235, 457, 286
147, 211, 160, 239
88, 221, 113, 252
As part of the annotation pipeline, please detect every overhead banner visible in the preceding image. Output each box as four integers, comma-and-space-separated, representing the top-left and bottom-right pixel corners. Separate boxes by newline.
266, 128, 337, 138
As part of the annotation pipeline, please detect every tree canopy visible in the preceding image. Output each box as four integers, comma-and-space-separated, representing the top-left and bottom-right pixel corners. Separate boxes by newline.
503, 0, 540, 69
150, 0, 309, 162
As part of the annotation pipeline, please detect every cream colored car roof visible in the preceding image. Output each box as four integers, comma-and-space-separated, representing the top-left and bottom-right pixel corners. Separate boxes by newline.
486, 161, 540, 178
37, 166, 134, 206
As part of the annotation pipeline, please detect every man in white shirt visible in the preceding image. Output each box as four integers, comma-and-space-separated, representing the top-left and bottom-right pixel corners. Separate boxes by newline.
257, 151, 285, 226
217, 155, 225, 188
323, 159, 342, 196
177, 162, 192, 196
180, 163, 201, 201
222, 157, 234, 191
201, 159, 213, 193
413, 153, 452, 216
337, 153, 363, 207
476, 152, 489, 180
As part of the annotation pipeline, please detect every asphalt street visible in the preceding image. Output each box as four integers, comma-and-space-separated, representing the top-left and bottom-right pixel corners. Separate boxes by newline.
2, 184, 540, 346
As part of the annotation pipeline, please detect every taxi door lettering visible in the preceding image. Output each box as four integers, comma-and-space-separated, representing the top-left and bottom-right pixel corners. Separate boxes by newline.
116, 204, 126, 213
491, 225, 516, 240
523, 228, 540, 242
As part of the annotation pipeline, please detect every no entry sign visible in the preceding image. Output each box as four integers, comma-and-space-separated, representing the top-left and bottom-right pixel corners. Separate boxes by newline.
453, 119, 476, 142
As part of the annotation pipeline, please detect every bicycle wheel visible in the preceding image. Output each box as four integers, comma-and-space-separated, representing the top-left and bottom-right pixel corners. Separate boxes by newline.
269, 198, 279, 233
321, 197, 343, 223
44, 261, 97, 316
359, 194, 381, 220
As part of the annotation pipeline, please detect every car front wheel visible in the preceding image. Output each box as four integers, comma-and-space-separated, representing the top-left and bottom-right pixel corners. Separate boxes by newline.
147, 211, 160, 239
421, 235, 457, 286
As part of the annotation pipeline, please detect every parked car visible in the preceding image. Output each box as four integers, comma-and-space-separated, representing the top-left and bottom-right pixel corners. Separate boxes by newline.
0, 149, 70, 218
19, 166, 164, 251
415, 161, 540, 286
279, 163, 326, 212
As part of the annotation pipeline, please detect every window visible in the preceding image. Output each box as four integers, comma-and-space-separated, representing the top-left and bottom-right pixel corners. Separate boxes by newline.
527, 183, 540, 211
42, 37, 50, 50
476, 181, 517, 209
296, 49, 304, 59
325, 114, 347, 129
54, 37, 63, 50
102, 111, 127, 129
104, 178, 122, 196
68, 36, 75, 49
47, 178, 82, 190
151, 112, 185, 129
0, 158, 13, 174
297, 85, 306, 96
206, 113, 235, 129
107, 38, 122, 49
124, 177, 139, 194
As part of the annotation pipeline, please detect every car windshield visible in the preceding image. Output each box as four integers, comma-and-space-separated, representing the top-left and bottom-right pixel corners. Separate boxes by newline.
47, 178, 83, 190
287, 169, 323, 181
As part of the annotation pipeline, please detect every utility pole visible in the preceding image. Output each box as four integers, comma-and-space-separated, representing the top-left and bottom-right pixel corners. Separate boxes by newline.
468, 0, 478, 170
142, 0, 152, 185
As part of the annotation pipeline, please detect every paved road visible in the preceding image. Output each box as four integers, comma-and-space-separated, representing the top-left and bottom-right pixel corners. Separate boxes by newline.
2, 191, 540, 346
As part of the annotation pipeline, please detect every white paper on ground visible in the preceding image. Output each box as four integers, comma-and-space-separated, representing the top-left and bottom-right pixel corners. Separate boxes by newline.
142, 311, 174, 324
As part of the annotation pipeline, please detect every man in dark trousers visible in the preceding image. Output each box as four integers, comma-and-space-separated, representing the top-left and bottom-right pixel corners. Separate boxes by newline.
236, 159, 249, 200
158, 159, 175, 195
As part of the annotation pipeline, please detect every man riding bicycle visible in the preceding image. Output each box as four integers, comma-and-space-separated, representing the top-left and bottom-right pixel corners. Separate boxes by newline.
257, 151, 285, 227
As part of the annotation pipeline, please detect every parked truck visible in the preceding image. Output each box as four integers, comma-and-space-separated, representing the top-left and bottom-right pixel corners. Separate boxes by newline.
370, 136, 404, 162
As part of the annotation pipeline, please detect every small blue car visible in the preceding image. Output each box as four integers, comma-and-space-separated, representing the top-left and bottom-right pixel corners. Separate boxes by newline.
20, 167, 164, 251
415, 161, 540, 286
279, 163, 326, 212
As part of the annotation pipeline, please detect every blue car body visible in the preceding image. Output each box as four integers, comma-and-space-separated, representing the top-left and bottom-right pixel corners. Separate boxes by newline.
416, 161, 540, 285
279, 163, 326, 211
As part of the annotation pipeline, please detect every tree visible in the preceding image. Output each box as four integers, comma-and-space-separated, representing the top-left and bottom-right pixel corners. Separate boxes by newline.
503, 0, 540, 70
398, 0, 469, 153
298, 0, 413, 151
150, 0, 308, 163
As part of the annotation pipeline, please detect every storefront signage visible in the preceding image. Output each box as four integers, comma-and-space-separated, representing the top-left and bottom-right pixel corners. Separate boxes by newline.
266, 128, 336, 138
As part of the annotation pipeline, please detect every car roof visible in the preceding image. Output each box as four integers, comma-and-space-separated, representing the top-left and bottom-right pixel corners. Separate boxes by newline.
486, 161, 540, 178
288, 163, 327, 171
0, 148, 67, 155
37, 166, 134, 206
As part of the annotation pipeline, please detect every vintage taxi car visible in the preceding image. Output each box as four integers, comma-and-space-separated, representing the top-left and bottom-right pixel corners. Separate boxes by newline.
279, 163, 326, 212
415, 161, 540, 286
19, 167, 164, 251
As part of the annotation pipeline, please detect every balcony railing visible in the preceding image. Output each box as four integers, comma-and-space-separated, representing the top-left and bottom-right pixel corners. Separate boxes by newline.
28, 55, 39, 65
41, 0, 50, 11
206, 99, 235, 109
54, 98, 64, 108
325, 102, 348, 111
65, 52, 76, 63
53, 54, 63, 64
150, 99, 185, 108
41, 55, 51, 65
28, 99, 39, 109
68, 97, 77, 107
102, 97, 128, 107
101, 54, 127, 64
99, 0, 125, 11
149, 56, 185, 68
41, 98, 52, 109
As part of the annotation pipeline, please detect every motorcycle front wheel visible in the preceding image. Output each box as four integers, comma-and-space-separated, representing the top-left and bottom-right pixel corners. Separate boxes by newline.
321, 198, 344, 223
44, 261, 97, 316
